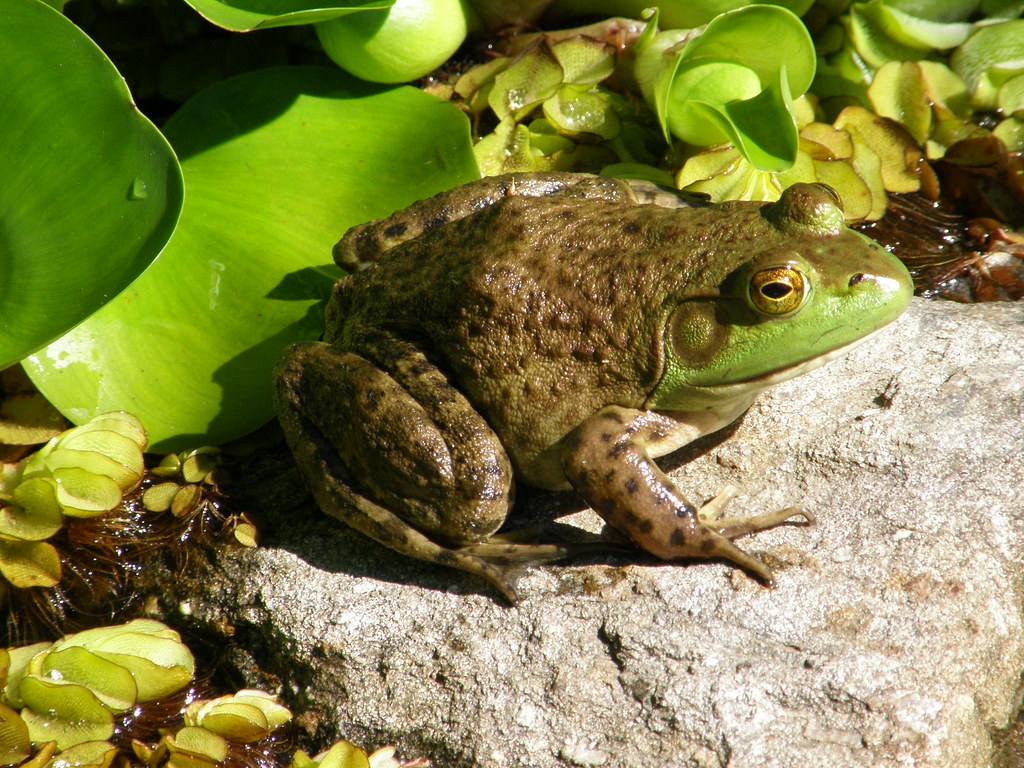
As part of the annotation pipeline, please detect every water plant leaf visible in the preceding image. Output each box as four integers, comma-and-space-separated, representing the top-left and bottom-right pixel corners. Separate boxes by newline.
0, 0, 182, 371
867, 61, 933, 144
50, 468, 122, 518
834, 106, 922, 194
636, 5, 814, 172
181, 0, 390, 32
17, 677, 113, 750
2, 643, 50, 710
998, 73, 1024, 115
551, 37, 615, 86
40, 741, 119, 768
41, 448, 143, 493
87, 646, 194, 703
0, 539, 61, 588
50, 621, 195, 703
847, 0, 972, 68
549, 0, 814, 29
167, 727, 229, 764
141, 483, 179, 514
690, 70, 799, 173
543, 87, 621, 140
81, 413, 148, 451
39, 647, 139, 712
307, 741, 372, 768
489, 43, 564, 121
0, 396, 64, 446
0, 478, 62, 541
26, 67, 479, 453
315, 0, 471, 84
950, 20, 1024, 110
227, 691, 293, 728
0, 702, 30, 765
194, 703, 271, 742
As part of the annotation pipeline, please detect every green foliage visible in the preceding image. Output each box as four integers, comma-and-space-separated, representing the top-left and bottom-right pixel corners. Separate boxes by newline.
0, 413, 145, 592
0, 0, 182, 371
24, 68, 479, 452
181, 0, 390, 32
636, 5, 817, 173
316, 0, 472, 83
1, 630, 422, 768
4, 0, 1024, 452
1, 620, 194, 752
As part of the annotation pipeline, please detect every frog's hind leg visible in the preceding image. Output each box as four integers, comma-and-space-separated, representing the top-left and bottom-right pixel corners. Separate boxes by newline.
291, 439, 523, 603
275, 338, 576, 603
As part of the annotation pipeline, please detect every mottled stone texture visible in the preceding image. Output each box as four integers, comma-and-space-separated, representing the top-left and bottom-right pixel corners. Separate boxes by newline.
172, 298, 1024, 768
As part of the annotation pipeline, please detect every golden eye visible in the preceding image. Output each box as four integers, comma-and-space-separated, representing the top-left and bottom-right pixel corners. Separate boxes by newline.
748, 266, 807, 315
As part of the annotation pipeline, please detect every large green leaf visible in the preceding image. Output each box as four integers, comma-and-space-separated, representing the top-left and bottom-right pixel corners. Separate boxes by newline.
636, 4, 814, 172
26, 67, 479, 452
0, 0, 182, 370
181, 0, 391, 32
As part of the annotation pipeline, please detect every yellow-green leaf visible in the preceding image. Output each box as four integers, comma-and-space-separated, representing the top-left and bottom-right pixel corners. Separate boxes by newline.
18, 677, 113, 751
40, 647, 139, 712
0, 702, 30, 765
0, 539, 61, 588
51, 468, 122, 518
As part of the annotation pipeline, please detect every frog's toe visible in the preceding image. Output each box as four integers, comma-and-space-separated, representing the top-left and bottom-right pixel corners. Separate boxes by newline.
687, 531, 777, 585
697, 487, 814, 539
706, 505, 814, 539
442, 554, 520, 604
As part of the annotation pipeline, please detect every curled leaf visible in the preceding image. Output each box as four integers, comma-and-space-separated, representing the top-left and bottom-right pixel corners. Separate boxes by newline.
636, 5, 814, 172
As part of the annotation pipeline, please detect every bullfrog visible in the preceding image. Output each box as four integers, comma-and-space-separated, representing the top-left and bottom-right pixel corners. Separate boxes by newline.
274, 172, 913, 602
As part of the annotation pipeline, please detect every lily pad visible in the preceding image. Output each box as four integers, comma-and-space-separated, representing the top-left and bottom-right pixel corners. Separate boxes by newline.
26, 67, 478, 453
0, 0, 182, 370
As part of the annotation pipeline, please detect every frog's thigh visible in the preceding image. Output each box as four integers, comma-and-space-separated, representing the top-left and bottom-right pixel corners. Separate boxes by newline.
274, 341, 512, 545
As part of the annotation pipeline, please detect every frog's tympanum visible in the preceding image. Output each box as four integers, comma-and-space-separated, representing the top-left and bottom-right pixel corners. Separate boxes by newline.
274, 172, 913, 601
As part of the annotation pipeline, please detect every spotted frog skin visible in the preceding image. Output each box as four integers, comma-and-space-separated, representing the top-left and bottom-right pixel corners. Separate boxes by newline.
274, 172, 913, 601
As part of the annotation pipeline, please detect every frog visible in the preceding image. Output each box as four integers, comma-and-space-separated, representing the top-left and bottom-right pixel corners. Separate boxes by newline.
273, 172, 913, 602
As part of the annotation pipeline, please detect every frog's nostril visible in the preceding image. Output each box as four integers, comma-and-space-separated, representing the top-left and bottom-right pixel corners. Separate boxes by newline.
849, 273, 869, 286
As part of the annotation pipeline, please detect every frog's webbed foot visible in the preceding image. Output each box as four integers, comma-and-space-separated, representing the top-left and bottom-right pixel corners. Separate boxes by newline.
561, 407, 814, 585
698, 484, 814, 539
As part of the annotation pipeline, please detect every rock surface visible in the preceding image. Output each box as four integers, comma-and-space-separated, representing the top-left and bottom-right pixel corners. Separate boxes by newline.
173, 298, 1024, 768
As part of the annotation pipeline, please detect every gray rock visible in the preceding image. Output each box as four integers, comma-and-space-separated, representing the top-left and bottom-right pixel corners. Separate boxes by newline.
175, 297, 1024, 768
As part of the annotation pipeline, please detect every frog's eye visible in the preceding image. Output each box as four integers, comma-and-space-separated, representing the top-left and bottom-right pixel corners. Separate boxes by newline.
812, 183, 844, 211
748, 266, 808, 315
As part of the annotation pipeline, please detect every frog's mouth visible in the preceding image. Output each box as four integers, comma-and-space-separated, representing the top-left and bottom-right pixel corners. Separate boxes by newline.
646, 320, 899, 413
679, 321, 895, 407
729, 323, 897, 399
740, 322, 892, 388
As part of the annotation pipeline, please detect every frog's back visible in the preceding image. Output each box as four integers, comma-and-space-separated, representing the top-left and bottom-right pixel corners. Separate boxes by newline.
325, 193, 756, 469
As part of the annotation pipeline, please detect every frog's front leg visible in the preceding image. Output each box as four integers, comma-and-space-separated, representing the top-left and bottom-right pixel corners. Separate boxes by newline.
559, 406, 812, 584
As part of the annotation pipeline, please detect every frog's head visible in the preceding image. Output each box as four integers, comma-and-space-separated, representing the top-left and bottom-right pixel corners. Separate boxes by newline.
647, 183, 913, 412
